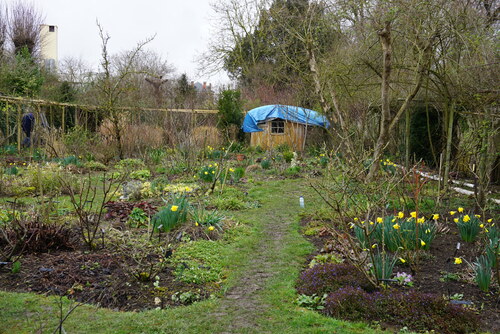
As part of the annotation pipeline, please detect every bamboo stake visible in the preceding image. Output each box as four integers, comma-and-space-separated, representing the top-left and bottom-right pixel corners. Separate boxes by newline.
62, 106, 66, 133
17, 104, 21, 153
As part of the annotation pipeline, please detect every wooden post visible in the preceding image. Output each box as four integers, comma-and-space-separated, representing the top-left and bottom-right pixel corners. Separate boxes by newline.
5, 102, 9, 141
405, 108, 410, 168
17, 104, 22, 153
62, 106, 66, 133
75, 107, 79, 127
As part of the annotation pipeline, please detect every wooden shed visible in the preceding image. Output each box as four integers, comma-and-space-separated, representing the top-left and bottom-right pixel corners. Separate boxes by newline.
243, 105, 329, 151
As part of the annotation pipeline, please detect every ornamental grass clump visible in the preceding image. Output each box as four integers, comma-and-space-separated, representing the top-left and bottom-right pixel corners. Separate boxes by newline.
152, 196, 189, 232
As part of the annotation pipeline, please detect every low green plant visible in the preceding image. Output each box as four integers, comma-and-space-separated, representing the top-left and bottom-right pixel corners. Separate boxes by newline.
473, 255, 491, 292
152, 196, 189, 232
59, 155, 82, 167
4, 166, 18, 175
172, 240, 224, 284
115, 158, 145, 170
282, 151, 294, 163
171, 291, 201, 305
260, 159, 271, 170
308, 253, 343, 268
295, 293, 327, 310
11, 260, 21, 274
230, 167, 245, 183
130, 169, 151, 181
370, 252, 397, 282
128, 207, 149, 228
190, 207, 224, 230
455, 213, 481, 242
210, 196, 245, 211
439, 271, 461, 282
147, 148, 166, 165
83, 161, 108, 171
485, 237, 499, 269
284, 166, 301, 176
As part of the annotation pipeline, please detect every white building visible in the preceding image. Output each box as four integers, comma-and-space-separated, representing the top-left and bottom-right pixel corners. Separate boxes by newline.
40, 24, 58, 72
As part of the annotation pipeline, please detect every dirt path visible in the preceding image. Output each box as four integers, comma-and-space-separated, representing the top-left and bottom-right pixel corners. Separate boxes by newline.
212, 183, 302, 334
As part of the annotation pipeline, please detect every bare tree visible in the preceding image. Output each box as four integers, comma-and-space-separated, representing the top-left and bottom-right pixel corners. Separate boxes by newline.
0, 3, 7, 57
8, 1, 43, 57
94, 21, 154, 159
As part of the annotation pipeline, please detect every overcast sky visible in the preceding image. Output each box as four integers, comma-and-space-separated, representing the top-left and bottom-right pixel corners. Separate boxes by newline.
4, 0, 230, 85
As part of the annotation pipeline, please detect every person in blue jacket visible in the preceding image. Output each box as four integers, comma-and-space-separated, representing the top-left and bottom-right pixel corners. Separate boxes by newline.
21, 112, 35, 147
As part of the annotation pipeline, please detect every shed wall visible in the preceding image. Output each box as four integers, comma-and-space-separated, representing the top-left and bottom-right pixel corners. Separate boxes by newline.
250, 120, 306, 151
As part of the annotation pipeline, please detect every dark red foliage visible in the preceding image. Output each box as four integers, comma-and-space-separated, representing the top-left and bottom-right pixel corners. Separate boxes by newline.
323, 287, 480, 334
0, 219, 75, 258
104, 201, 157, 221
296, 263, 375, 296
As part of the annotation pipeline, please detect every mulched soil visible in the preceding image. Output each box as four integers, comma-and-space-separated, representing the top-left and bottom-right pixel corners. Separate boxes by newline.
300, 217, 500, 333
0, 232, 217, 311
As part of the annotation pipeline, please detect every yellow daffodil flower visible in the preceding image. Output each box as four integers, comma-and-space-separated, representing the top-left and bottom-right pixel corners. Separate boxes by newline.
393, 223, 400, 230
458, 207, 464, 213
171, 205, 179, 212
369, 221, 374, 225
454, 257, 462, 265
417, 217, 425, 224
377, 217, 383, 223
371, 244, 377, 249
399, 258, 406, 263
354, 217, 359, 222
410, 211, 417, 218
420, 240, 426, 247
450, 211, 456, 215
480, 224, 484, 228
475, 214, 481, 218
454, 218, 459, 223
463, 215, 470, 223
487, 218, 492, 223
398, 212, 404, 219
432, 214, 439, 220
208, 226, 215, 231
195, 222, 199, 227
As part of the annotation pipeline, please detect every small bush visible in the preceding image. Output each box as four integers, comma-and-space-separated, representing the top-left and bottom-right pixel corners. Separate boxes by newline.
83, 161, 108, 171
322, 288, 480, 334
115, 158, 145, 170
296, 263, 374, 296
260, 159, 272, 169
130, 169, 151, 180
282, 151, 294, 163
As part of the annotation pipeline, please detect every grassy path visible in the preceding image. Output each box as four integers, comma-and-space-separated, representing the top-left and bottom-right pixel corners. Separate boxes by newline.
0, 179, 384, 334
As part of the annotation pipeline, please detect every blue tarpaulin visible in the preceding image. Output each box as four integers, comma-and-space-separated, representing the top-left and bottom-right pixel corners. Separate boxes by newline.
242, 104, 330, 133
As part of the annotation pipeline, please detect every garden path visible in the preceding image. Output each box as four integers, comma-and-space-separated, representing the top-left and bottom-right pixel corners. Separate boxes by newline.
212, 181, 304, 333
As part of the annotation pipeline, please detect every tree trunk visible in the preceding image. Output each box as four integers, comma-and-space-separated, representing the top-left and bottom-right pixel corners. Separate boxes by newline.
443, 103, 455, 192
367, 21, 392, 181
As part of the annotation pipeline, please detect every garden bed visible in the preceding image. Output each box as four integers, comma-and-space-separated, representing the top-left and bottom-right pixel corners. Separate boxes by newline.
300, 216, 500, 333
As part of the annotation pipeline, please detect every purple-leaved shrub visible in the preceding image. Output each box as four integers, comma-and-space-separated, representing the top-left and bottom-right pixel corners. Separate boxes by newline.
296, 263, 375, 296
323, 288, 479, 334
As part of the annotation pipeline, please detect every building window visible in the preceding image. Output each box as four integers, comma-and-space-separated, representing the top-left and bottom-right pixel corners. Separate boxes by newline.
271, 120, 285, 134
49, 25, 55, 32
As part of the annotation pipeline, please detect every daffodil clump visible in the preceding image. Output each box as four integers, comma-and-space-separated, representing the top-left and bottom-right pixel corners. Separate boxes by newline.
380, 158, 397, 175
351, 211, 437, 253
450, 208, 482, 242
151, 195, 189, 232
198, 164, 218, 182
137, 182, 197, 199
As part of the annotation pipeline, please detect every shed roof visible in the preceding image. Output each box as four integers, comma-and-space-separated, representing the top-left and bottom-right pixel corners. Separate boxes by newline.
242, 105, 330, 133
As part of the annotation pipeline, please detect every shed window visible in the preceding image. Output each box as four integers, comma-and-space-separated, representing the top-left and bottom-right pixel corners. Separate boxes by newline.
271, 120, 285, 134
